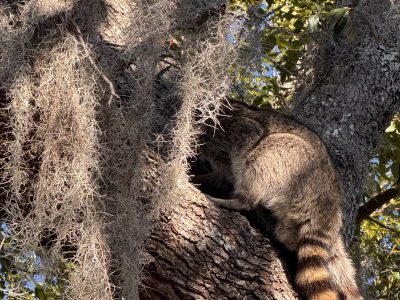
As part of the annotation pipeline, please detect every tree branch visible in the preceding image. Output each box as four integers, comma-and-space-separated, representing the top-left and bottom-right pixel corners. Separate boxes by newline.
356, 186, 399, 223
142, 185, 300, 299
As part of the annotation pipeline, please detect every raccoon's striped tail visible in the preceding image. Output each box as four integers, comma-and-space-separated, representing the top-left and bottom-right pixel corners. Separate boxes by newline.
327, 237, 363, 300
295, 235, 363, 300
295, 236, 341, 300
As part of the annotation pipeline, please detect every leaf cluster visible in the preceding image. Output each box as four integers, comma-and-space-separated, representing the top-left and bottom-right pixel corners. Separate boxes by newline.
0, 225, 71, 299
361, 115, 400, 299
230, 0, 335, 107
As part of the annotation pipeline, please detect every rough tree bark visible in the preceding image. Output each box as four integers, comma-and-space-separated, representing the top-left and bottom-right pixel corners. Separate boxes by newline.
141, 186, 299, 300
140, 0, 400, 299
291, 0, 400, 242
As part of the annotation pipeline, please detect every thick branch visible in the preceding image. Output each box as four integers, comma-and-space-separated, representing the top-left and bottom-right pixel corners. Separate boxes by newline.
357, 187, 399, 223
141, 185, 299, 300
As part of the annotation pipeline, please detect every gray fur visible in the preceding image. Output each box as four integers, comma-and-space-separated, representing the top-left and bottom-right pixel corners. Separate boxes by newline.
194, 101, 362, 300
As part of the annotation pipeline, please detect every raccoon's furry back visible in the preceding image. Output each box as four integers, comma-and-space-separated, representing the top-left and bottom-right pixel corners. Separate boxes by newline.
194, 101, 362, 300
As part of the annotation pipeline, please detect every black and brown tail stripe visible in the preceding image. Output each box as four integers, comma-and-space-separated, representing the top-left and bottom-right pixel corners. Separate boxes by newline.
296, 237, 341, 300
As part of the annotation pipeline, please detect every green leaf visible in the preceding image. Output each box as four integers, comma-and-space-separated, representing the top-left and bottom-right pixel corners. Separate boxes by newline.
308, 15, 320, 34
326, 8, 349, 29
392, 271, 400, 281
276, 36, 293, 49
391, 163, 399, 180
252, 96, 266, 107
325, 7, 352, 41
333, 11, 351, 41
313, 3, 322, 13
262, 34, 277, 54
386, 123, 397, 133
35, 285, 46, 300
378, 162, 389, 180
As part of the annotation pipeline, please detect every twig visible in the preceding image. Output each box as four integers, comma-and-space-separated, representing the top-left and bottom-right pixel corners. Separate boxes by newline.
367, 217, 400, 235
72, 22, 120, 106
0, 232, 5, 250
250, 3, 286, 23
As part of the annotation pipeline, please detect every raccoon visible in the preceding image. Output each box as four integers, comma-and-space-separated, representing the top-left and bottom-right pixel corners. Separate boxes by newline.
192, 100, 362, 300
